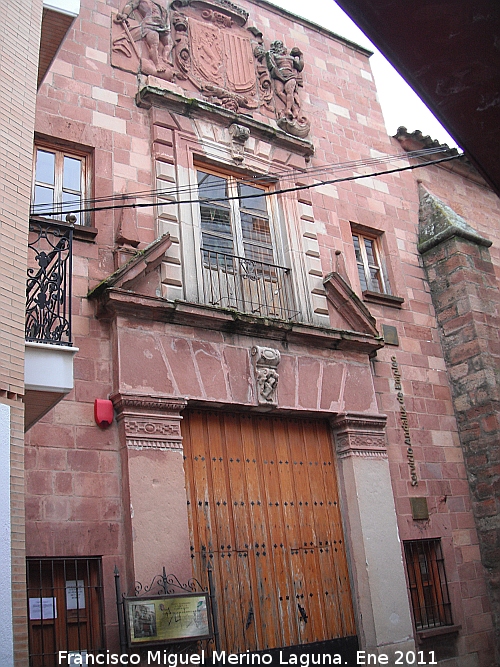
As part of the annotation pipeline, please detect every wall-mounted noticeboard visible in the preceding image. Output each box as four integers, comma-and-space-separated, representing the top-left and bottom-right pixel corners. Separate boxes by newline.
124, 593, 212, 646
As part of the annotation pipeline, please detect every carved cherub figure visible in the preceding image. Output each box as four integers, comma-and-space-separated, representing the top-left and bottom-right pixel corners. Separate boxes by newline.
116, 0, 171, 73
256, 367, 279, 402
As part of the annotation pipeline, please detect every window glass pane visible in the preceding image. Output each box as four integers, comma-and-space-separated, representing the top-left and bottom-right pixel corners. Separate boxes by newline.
200, 205, 232, 237
202, 234, 235, 270
202, 233, 234, 256
63, 156, 82, 192
34, 185, 54, 213
357, 264, 367, 291
198, 171, 228, 201
62, 191, 81, 224
238, 183, 267, 213
35, 150, 55, 186
241, 212, 272, 245
364, 238, 377, 266
243, 242, 274, 265
352, 235, 362, 263
369, 267, 382, 292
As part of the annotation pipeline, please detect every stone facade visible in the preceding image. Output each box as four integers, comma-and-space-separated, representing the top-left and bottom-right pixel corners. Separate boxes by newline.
23, 0, 500, 665
417, 182, 500, 657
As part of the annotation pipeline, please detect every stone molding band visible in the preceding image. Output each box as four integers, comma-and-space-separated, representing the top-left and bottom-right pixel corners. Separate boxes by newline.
331, 412, 388, 459
111, 391, 187, 451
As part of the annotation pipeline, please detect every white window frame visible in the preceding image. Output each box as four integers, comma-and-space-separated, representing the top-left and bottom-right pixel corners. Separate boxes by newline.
196, 167, 277, 266
191, 165, 300, 320
32, 144, 91, 225
352, 231, 389, 294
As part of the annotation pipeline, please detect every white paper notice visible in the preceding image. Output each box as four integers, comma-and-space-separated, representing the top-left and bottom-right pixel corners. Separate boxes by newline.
29, 597, 57, 620
69, 651, 88, 665
66, 580, 86, 610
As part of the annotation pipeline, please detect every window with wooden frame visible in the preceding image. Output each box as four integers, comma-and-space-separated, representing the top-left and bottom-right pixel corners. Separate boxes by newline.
352, 230, 388, 294
196, 168, 297, 320
31, 145, 90, 225
26, 557, 105, 667
197, 169, 275, 266
404, 539, 453, 631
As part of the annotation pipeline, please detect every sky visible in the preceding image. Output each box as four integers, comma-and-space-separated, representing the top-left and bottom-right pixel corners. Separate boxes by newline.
268, 0, 459, 149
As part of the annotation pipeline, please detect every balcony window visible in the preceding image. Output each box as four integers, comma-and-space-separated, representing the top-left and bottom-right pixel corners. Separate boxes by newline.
198, 171, 274, 264
32, 145, 89, 225
197, 169, 297, 320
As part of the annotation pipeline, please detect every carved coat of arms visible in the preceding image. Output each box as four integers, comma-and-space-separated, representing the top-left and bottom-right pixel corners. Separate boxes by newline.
111, 0, 310, 136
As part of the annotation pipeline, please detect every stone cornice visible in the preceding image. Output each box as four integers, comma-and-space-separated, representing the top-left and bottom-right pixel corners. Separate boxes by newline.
136, 83, 315, 159
331, 412, 387, 433
111, 392, 188, 414
250, 0, 372, 57
111, 391, 187, 451
331, 412, 388, 459
93, 288, 384, 354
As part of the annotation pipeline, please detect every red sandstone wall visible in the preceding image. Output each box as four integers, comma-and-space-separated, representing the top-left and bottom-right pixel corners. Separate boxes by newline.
25, 0, 497, 662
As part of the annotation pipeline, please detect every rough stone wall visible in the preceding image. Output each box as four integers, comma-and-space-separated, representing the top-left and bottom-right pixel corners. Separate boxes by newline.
420, 234, 500, 662
25, 0, 497, 663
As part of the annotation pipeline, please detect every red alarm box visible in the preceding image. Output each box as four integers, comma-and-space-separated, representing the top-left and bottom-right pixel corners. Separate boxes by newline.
94, 399, 114, 429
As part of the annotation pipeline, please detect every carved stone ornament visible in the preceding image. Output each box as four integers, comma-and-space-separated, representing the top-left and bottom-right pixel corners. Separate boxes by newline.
229, 123, 250, 162
111, 0, 311, 138
111, 391, 187, 451
252, 346, 281, 406
112, 0, 176, 79
112, 0, 259, 114
331, 413, 388, 459
265, 40, 310, 138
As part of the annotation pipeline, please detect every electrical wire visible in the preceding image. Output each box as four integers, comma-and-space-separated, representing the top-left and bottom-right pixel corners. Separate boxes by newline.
30, 145, 455, 213
30, 145, 453, 213
31, 150, 462, 218
30, 145, 458, 212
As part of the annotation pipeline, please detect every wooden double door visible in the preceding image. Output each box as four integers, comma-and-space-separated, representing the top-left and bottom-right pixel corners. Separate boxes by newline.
182, 411, 356, 653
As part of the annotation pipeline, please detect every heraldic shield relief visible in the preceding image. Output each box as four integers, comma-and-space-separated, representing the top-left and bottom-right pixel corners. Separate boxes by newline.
111, 0, 311, 136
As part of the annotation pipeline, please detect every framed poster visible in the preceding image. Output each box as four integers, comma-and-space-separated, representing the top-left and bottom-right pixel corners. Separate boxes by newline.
124, 593, 212, 646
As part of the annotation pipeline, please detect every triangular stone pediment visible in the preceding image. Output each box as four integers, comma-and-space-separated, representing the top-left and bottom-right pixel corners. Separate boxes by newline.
88, 233, 172, 299
323, 272, 379, 337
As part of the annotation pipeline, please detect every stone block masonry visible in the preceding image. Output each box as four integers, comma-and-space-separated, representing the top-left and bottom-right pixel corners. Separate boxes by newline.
419, 194, 500, 662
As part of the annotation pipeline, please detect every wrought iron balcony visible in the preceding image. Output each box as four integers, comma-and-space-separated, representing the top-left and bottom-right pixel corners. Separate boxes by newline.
200, 249, 299, 321
26, 219, 73, 345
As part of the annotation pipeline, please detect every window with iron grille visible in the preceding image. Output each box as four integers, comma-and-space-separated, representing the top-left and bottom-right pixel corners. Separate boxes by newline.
404, 539, 453, 630
196, 169, 297, 321
32, 145, 90, 225
27, 558, 105, 667
352, 231, 388, 294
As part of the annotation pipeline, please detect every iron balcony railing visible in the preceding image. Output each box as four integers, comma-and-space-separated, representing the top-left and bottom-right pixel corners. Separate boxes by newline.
26, 219, 73, 346
201, 249, 299, 321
